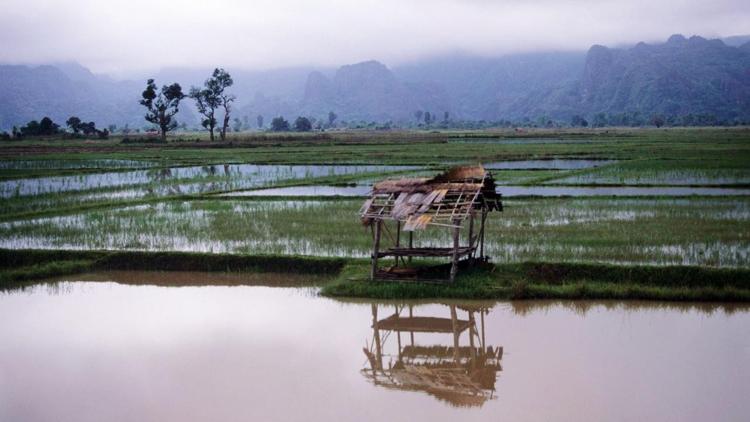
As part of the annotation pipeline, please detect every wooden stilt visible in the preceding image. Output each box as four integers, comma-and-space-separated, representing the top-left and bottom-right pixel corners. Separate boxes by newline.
479, 208, 487, 259
395, 221, 401, 266
370, 220, 382, 280
468, 210, 475, 260
407, 231, 413, 265
450, 220, 460, 282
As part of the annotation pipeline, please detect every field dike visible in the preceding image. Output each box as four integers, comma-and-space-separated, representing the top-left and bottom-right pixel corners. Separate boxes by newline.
1, 248, 748, 302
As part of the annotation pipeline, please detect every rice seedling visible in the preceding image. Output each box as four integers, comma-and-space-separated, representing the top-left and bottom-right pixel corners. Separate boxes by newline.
1, 197, 747, 267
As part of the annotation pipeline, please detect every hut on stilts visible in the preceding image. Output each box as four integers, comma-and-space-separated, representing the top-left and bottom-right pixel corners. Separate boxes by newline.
360, 165, 502, 282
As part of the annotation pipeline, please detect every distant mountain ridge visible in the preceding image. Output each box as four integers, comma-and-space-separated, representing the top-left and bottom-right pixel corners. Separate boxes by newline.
1, 34, 749, 130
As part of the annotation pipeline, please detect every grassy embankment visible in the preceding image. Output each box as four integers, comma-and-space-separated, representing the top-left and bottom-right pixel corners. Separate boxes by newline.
2, 249, 749, 302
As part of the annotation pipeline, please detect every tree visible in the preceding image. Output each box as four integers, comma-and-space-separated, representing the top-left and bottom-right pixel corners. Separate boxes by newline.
650, 114, 665, 128
424, 111, 432, 124
39, 117, 59, 135
443, 111, 449, 122
212, 68, 235, 141
189, 85, 220, 141
232, 117, 243, 132
270, 116, 290, 131
66, 116, 82, 134
140, 79, 185, 141
592, 113, 608, 128
414, 110, 423, 123
570, 115, 588, 127
256, 115, 264, 129
327, 111, 337, 127
79, 121, 98, 135
294, 116, 312, 132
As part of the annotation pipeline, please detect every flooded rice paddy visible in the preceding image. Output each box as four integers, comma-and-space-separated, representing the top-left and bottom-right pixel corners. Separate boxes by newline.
2, 198, 748, 266
223, 184, 750, 198
483, 159, 617, 170
0, 159, 155, 170
0, 164, 417, 198
0, 273, 747, 421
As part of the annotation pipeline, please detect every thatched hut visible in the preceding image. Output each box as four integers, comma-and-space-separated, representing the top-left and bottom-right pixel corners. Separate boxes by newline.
360, 165, 502, 282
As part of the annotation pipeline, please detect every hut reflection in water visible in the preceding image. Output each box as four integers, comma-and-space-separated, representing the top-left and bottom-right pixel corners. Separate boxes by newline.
362, 304, 503, 407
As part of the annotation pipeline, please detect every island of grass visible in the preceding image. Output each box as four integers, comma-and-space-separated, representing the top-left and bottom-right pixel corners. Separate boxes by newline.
2, 250, 748, 302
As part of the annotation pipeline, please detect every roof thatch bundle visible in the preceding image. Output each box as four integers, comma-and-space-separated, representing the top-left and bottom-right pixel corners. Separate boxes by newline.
360, 165, 501, 231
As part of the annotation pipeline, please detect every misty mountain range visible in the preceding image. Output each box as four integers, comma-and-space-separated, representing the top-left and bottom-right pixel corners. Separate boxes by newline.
1, 34, 749, 130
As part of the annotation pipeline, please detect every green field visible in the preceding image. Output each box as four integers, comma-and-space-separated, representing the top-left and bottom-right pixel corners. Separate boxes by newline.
2, 127, 749, 300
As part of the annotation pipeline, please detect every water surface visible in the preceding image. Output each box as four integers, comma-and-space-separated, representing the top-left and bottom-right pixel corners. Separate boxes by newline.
221, 184, 750, 198
484, 159, 616, 170
1, 273, 747, 422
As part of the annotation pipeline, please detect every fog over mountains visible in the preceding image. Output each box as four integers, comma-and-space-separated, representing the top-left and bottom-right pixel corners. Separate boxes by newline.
1, 34, 749, 130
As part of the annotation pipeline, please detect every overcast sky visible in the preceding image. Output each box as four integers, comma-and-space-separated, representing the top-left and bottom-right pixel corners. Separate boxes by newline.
1, 0, 748, 77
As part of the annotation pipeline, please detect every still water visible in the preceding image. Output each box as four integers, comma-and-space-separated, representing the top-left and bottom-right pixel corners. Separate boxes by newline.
1, 272, 748, 422
222, 184, 750, 198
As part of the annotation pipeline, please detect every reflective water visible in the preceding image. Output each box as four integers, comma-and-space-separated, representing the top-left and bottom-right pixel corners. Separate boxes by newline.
222, 184, 750, 197
1, 272, 748, 422
484, 159, 616, 170
0, 164, 417, 197
222, 185, 372, 197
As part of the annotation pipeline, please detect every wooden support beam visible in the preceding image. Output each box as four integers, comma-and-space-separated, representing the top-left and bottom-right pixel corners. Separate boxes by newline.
408, 231, 413, 265
370, 220, 382, 280
450, 219, 460, 282
480, 208, 488, 259
468, 209, 475, 258
395, 221, 401, 266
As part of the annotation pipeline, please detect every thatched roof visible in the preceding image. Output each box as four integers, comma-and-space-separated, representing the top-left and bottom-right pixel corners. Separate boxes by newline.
360, 165, 501, 230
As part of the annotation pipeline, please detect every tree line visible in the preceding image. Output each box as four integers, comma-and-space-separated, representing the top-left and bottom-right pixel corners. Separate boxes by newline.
2, 65, 746, 140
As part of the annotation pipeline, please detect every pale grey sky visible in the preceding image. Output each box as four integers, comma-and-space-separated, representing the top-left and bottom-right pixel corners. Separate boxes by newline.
1, 0, 748, 77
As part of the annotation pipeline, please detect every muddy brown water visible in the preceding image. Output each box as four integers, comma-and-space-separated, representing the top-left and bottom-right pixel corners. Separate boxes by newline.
1, 271, 748, 421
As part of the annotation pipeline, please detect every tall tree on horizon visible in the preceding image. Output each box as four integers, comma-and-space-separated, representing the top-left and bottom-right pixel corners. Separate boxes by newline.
213, 68, 235, 141
190, 68, 235, 141
140, 79, 185, 141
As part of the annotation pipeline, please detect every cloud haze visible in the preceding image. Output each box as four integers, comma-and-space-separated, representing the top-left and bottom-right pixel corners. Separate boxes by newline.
1, 0, 748, 76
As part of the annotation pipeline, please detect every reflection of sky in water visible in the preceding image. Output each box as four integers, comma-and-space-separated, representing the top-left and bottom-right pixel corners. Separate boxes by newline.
0, 280, 747, 421
223, 184, 750, 197
483, 159, 616, 170
0, 164, 417, 197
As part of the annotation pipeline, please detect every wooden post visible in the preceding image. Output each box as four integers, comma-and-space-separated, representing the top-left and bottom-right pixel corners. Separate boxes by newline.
395, 221, 401, 266
468, 210, 475, 260
407, 231, 413, 265
370, 220, 382, 280
450, 219, 460, 282
479, 208, 488, 259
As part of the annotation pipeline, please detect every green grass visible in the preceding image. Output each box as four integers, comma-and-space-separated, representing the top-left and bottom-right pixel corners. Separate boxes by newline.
2, 197, 747, 267
2, 249, 749, 301
321, 261, 750, 302
2, 127, 749, 301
